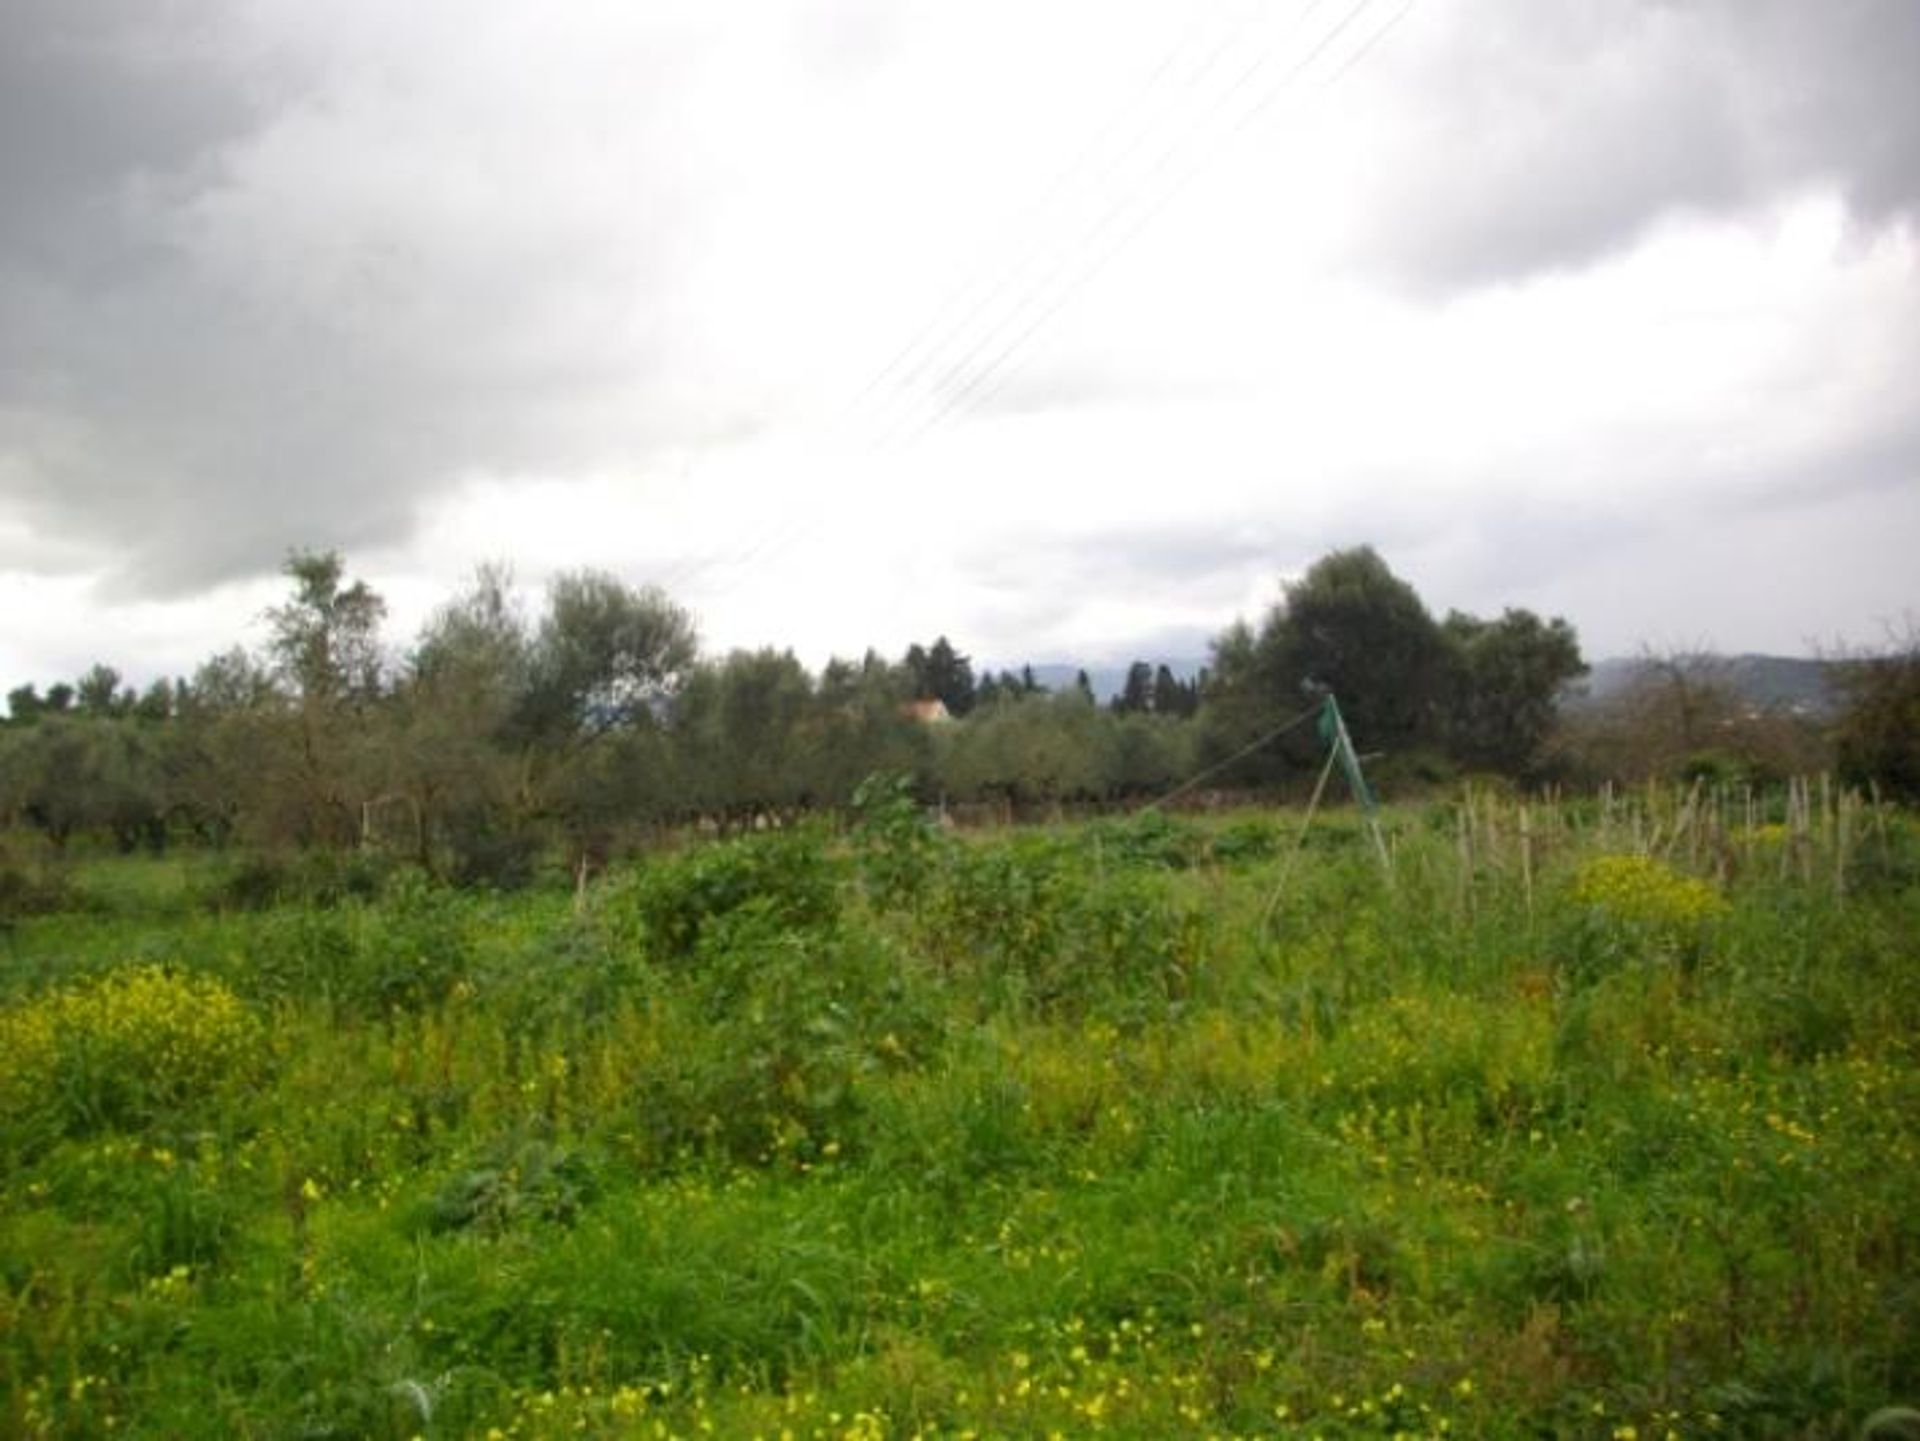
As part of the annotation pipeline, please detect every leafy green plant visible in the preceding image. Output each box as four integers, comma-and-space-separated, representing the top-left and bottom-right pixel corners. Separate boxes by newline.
916, 837, 1070, 983
1081, 809, 1205, 870
0, 844, 76, 920
629, 826, 839, 964
426, 1136, 601, 1234
850, 770, 944, 909
244, 871, 475, 1016
205, 847, 396, 911
1206, 816, 1283, 865
634, 928, 872, 1167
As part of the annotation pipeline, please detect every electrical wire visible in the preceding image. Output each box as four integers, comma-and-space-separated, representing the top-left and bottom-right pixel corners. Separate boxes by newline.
894, 0, 1394, 448
658, 1, 1293, 596
1138, 698, 1325, 814
669, 0, 1414, 620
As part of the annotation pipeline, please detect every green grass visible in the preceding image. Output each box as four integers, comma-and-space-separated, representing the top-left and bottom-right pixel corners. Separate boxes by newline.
2, 799, 1917, 1437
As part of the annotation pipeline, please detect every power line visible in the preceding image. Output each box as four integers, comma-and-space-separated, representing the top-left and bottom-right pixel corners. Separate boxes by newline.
658, 2, 1299, 597
1324, 0, 1415, 88
845, 0, 1273, 425
893, 0, 1389, 449
671, 0, 1413, 616
1139, 699, 1324, 813
870, 0, 1359, 451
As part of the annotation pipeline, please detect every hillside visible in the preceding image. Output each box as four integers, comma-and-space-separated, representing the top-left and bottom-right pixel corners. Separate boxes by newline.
1568, 654, 1837, 718
1015, 652, 1839, 720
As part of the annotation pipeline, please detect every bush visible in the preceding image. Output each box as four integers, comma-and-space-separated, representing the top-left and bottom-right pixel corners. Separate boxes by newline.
1556, 853, 1728, 984
0, 857, 75, 920
636, 928, 881, 1167
205, 848, 395, 911
850, 771, 944, 909
244, 872, 475, 1016
441, 811, 543, 891
917, 838, 1069, 979
918, 842, 1203, 1019
1055, 871, 1204, 1016
1080, 810, 1205, 870
629, 827, 839, 965
1207, 817, 1283, 865
0, 967, 264, 1139
1565, 853, 1727, 932
348, 870, 477, 1012
427, 1137, 602, 1234
1678, 748, 1751, 787
1832, 637, 1920, 801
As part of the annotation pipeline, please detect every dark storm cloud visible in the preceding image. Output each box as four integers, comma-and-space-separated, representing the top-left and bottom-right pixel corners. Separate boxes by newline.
1352, 0, 1920, 290
3, 0, 1915, 621
0, 2, 727, 596
0, 0, 258, 260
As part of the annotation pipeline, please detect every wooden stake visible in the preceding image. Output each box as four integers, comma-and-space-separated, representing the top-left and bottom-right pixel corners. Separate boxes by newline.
1260, 744, 1340, 933
1834, 788, 1852, 900
1457, 793, 1473, 920
1519, 801, 1534, 926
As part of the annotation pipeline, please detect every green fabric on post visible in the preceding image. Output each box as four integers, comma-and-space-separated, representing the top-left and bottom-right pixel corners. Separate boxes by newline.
1321, 695, 1378, 814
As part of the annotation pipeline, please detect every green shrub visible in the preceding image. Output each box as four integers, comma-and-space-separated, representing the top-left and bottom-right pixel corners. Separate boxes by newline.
634, 929, 873, 1167
630, 827, 839, 965
426, 1137, 601, 1234
850, 771, 944, 910
242, 872, 475, 1016
1207, 817, 1283, 865
918, 838, 1069, 980
476, 913, 653, 1033
0, 848, 76, 920
206, 848, 396, 911
1081, 810, 1205, 870
441, 811, 543, 891
350, 870, 476, 1012
1053, 871, 1203, 1017
918, 842, 1203, 1019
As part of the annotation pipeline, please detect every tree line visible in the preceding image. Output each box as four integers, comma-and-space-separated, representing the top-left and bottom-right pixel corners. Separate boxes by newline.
4, 543, 1910, 881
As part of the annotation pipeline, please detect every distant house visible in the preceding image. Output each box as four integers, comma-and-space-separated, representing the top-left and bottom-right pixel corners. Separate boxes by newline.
900, 698, 953, 724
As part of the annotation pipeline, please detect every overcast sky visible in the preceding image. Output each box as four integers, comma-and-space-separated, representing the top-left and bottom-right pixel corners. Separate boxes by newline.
2, 0, 1917, 691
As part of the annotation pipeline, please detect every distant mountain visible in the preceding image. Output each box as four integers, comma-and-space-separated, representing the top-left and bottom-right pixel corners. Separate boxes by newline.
1566, 654, 1838, 718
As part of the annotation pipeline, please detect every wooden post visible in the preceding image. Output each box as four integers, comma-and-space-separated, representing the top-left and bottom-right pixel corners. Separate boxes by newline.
1834, 788, 1852, 900
1519, 801, 1534, 926
1457, 792, 1473, 920
1260, 742, 1341, 932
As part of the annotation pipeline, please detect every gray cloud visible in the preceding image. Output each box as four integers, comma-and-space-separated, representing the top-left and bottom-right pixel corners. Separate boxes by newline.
1349, 0, 1920, 290
0, 1, 258, 260
0, 3, 762, 595
966, 519, 1278, 592
1, 0, 1914, 671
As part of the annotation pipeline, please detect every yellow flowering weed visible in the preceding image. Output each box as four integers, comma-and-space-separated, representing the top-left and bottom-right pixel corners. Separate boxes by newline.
1566, 854, 1728, 934
0, 966, 263, 1133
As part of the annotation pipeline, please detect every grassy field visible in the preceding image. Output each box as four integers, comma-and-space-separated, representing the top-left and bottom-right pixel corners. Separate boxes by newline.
2, 788, 1917, 1438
